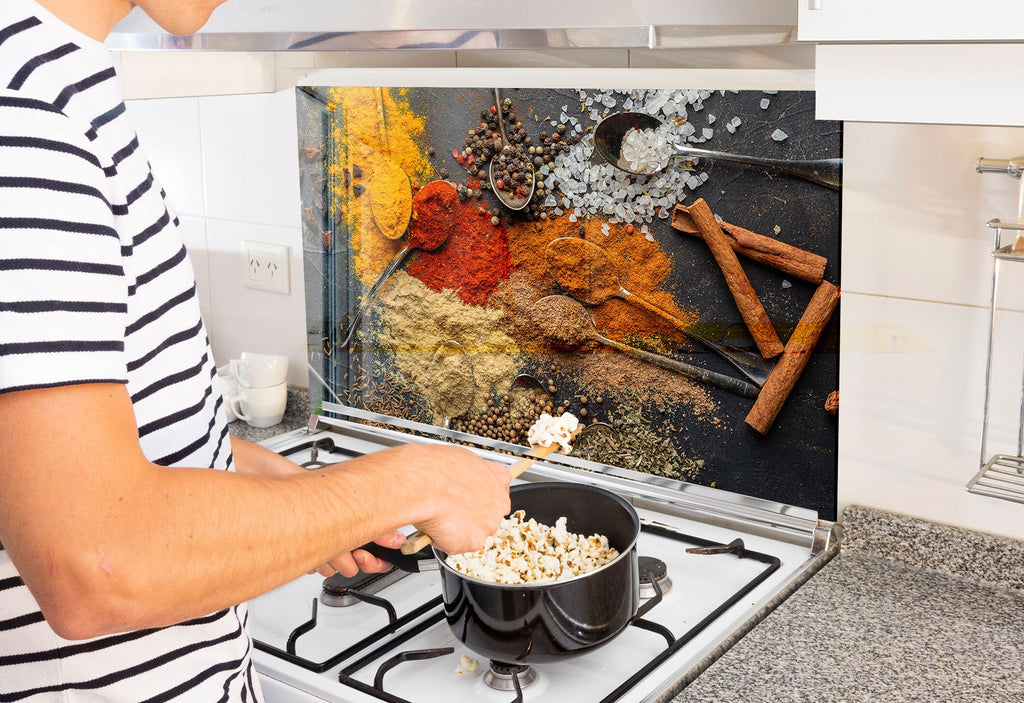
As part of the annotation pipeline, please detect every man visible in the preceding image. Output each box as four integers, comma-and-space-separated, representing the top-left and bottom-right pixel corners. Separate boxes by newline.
0, 0, 512, 699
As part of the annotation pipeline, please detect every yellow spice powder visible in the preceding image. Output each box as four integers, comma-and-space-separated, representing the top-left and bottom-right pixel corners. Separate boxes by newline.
326, 87, 433, 285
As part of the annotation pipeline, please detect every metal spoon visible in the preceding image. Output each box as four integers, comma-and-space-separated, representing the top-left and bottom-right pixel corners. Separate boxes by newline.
428, 340, 475, 428
544, 237, 773, 388
535, 295, 758, 398
369, 86, 413, 239
339, 180, 457, 347
594, 111, 842, 190
488, 88, 535, 211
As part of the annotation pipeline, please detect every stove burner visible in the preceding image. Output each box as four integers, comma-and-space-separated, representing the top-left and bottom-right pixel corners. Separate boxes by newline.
301, 440, 336, 470
483, 661, 538, 691
638, 555, 672, 599
320, 568, 407, 607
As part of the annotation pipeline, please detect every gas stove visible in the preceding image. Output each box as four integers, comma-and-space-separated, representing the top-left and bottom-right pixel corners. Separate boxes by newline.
248, 411, 836, 703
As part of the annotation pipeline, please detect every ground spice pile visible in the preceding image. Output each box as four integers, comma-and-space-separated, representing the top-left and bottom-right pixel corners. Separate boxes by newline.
505, 216, 697, 350
407, 198, 510, 306
326, 87, 432, 284
374, 272, 518, 419
408, 180, 458, 251
428, 347, 475, 419
369, 161, 412, 240
532, 294, 596, 349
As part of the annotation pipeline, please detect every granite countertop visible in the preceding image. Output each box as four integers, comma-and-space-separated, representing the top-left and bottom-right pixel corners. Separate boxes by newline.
227, 385, 310, 443
672, 505, 1024, 702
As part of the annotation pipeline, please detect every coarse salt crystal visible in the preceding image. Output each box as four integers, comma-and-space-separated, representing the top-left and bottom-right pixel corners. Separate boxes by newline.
771, 129, 788, 141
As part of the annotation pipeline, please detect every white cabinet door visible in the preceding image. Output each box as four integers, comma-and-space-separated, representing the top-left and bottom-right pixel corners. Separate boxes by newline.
814, 43, 1024, 126
798, 0, 1024, 42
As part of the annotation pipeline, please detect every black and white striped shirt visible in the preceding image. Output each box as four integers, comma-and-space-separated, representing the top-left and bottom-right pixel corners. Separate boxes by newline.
0, 0, 260, 699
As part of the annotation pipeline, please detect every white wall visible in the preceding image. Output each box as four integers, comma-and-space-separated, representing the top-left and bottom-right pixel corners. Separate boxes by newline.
840, 122, 1024, 540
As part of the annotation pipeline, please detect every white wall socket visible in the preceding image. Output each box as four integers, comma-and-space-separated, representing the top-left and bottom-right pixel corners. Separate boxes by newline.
242, 240, 290, 294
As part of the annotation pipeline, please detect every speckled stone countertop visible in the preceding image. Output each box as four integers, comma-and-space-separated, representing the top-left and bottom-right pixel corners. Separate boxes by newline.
227, 386, 310, 444
672, 505, 1024, 702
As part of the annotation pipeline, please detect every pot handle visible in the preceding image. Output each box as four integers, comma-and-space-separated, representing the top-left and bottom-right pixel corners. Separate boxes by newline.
359, 542, 436, 573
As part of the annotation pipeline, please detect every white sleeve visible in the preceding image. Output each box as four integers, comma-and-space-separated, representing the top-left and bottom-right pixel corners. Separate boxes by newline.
0, 92, 129, 394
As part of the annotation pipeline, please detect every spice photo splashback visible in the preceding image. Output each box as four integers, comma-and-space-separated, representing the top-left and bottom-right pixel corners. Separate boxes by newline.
297, 85, 841, 520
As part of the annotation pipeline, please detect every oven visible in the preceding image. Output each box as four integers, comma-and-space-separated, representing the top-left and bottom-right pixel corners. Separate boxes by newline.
247, 412, 836, 703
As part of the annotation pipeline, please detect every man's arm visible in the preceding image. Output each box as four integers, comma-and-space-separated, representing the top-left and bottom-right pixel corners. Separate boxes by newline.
229, 435, 404, 577
0, 383, 510, 640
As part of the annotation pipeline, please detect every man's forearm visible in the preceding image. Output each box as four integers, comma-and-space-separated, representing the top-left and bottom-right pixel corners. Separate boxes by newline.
0, 384, 509, 640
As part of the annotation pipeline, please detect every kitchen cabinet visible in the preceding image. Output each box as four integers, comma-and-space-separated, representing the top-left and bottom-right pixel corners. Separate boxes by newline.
798, 0, 1024, 42
801, 2, 1024, 126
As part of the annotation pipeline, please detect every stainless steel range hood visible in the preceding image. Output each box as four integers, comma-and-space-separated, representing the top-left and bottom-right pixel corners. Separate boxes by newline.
106, 0, 797, 52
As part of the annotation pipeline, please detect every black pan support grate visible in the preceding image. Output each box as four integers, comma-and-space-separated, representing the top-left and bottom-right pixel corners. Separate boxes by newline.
253, 524, 781, 703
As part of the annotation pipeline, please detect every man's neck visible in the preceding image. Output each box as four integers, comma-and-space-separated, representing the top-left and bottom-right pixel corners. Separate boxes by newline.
34, 0, 134, 41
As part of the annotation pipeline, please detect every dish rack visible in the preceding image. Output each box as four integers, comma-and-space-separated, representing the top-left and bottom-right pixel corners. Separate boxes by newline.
968, 155, 1024, 504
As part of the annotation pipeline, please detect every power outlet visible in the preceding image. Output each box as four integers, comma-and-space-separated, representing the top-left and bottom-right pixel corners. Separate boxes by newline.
243, 241, 290, 294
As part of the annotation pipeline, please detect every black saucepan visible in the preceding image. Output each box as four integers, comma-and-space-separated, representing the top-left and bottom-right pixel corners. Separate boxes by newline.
363, 481, 655, 664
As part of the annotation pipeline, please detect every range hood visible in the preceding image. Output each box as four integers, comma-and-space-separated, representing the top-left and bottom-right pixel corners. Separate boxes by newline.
106, 0, 797, 52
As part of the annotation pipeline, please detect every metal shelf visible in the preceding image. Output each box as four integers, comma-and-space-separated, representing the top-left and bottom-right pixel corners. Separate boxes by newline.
971, 162, 1024, 504
967, 455, 1024, 505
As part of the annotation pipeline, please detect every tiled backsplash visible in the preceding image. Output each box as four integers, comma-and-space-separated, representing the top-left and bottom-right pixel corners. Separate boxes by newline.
123, 78, 1024, 541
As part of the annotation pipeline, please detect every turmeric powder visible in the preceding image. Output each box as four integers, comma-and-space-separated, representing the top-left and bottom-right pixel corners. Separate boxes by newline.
326, 87, 432, 284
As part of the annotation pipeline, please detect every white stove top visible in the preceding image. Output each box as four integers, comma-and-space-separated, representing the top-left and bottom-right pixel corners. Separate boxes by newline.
249, 418, 835, 703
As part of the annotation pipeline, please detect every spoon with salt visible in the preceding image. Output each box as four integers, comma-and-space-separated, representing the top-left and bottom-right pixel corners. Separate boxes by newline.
594, 111, 842, 190
488, 88, 535, 211
534, 295, 758, 398
339, 180, 458, 347
544, 236, 773, 388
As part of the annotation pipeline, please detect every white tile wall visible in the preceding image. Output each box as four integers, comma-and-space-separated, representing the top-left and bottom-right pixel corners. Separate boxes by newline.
198, 92, 302, 229
204, 218, 307, 379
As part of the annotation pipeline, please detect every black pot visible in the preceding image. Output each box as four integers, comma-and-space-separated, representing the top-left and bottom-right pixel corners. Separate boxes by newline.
437, 482, 641, 663
364, 482, 644, 664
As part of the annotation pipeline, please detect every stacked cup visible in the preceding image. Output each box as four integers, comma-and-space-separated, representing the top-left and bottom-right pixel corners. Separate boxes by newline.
224, 352, 289, 428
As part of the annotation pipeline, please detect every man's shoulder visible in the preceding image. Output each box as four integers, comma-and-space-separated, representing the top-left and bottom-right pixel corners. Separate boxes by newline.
0, 87, 106, 175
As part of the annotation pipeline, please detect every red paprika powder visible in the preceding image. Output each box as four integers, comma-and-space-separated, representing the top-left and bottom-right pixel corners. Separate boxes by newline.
408, 199, 510, 306
407, 180, 457, 251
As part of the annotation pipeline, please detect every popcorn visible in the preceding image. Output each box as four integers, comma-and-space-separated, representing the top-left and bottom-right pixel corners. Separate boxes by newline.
454, 654, 479, 675
445, 510, 618, 584
526, 412, 579, 453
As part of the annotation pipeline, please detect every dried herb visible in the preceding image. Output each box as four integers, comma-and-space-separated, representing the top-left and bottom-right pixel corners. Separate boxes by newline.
571, 397, 704, 482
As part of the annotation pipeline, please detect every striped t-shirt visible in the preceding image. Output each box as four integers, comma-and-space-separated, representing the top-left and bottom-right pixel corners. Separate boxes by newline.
0, 0, 261, 700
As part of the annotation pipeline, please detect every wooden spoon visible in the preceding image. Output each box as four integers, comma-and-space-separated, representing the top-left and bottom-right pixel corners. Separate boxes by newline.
399, 427, 582, 555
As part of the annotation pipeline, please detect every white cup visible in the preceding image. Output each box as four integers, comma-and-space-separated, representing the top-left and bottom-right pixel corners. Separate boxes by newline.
216, 364, 239, 422
227, 382, 288, 428
231, 352, 289, 389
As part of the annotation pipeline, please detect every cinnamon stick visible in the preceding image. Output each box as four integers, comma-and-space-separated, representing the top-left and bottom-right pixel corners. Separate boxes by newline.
745, 281, 840, 435
672, 204, 826, 284
688, 198, 784, 359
